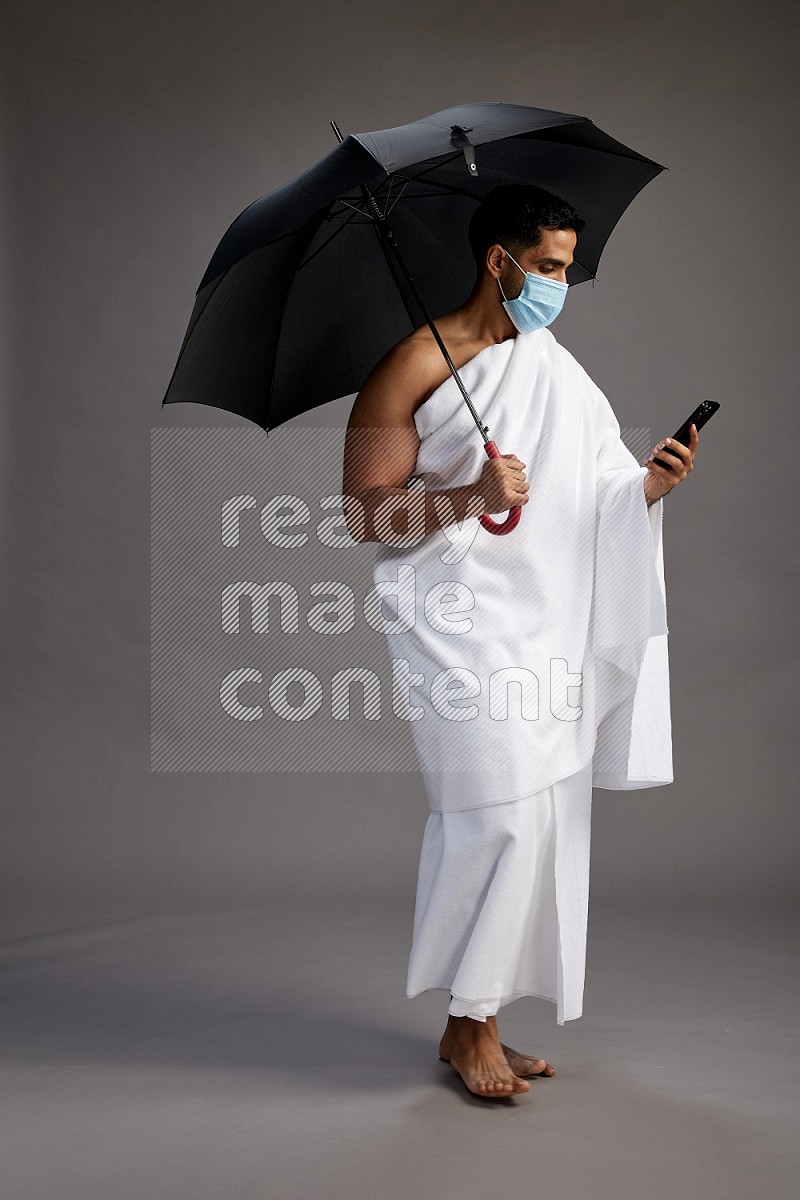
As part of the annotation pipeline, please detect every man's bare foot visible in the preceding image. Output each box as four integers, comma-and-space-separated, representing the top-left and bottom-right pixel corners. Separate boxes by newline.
437, 1015, 530, 1098
499, 1044, 555, 1077
439, 1018, 555, 1079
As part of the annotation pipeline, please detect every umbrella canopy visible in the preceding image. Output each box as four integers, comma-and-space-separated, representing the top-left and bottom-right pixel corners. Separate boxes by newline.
161, 101, 666, 433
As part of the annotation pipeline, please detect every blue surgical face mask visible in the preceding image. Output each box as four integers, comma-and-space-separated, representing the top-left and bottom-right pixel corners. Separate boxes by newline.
497, 246, 568, 333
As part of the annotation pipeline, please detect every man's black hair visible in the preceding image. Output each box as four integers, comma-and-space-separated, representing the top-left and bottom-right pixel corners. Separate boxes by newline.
468, 184, 585, 269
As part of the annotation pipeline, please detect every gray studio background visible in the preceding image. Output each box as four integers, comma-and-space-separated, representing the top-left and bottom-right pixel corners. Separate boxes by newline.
4, 0, 796, 923
2, 3, 798, 1197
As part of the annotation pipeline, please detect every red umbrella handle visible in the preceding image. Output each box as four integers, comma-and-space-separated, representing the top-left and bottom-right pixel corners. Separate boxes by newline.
478, 440, 523, 535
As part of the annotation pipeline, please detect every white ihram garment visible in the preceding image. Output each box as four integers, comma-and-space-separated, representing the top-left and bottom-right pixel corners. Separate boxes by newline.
407, 762, 593, 1025
370, 326, 672, 1022
371, 325, 671, 813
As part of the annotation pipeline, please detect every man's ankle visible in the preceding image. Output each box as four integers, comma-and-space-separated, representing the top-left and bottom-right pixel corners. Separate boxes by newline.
448, 1014, 495, 1032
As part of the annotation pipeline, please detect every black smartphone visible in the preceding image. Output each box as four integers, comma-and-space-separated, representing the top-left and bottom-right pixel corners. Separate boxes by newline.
651, 400, 720, 470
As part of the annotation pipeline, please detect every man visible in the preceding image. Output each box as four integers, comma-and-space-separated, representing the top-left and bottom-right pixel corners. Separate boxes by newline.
342, 185, 698, 1099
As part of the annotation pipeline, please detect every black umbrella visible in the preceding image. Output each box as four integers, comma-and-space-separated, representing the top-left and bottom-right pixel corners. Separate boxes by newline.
161, 101, 666, 534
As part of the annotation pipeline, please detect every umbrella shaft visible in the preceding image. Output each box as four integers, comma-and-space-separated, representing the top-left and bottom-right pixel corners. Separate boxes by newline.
331, 118, 489, 441
331, 118, 488, 441
371, 207, 489, 441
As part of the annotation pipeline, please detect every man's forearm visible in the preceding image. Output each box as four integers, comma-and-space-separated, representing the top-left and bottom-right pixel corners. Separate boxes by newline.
347, 483, 485, 544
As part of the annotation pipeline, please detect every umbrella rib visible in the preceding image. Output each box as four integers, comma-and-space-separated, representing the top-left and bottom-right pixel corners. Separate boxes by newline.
298, 151, 601, 275
297, 204, 373, 269
403, 150, 465, 183
383, 175, 413, 216
386, 176, 482, 206
383, 173, 395, 217
337, 198, 372, 217
297, 183, 471, 275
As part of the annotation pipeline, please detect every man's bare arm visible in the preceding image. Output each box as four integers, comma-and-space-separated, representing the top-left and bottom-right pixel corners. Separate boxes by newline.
342, 341, 528, 544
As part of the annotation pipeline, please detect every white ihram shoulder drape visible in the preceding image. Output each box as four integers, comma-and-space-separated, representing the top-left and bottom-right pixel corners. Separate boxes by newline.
371, 327, 672, 813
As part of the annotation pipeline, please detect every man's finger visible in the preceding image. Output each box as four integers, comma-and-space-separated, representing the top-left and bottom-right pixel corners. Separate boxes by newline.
658, 439, 690, 464
643, 438, 688, 467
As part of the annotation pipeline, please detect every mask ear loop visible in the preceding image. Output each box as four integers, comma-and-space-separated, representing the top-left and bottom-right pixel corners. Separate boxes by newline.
502, 247, 525, 276
496, 245, 523, 303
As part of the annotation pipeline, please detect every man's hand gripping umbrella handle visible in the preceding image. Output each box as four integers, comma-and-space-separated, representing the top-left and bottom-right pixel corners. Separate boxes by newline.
478, 440, 523, 536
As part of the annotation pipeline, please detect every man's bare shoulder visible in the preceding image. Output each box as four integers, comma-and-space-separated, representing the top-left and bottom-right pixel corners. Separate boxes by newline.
353, 328, 451, 422
376, 328, 450, 389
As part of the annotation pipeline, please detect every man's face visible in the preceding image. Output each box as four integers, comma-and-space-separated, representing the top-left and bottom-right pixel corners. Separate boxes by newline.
498, 228, 577, 298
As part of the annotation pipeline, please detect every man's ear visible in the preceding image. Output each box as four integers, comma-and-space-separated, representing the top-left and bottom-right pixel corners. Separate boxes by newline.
486, 244, 504, 278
